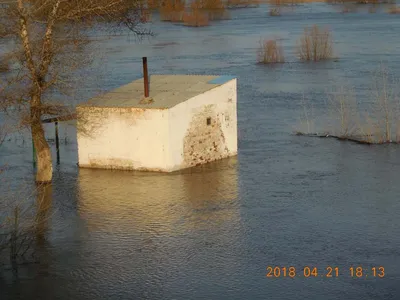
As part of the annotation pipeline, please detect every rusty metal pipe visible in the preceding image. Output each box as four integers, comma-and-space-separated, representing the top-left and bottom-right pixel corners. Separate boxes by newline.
142, 57, 149, 98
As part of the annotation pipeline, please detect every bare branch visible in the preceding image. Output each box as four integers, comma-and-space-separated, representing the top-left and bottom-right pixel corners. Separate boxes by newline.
38, 0, 61, 80
16, 0, 38, 83
1, 0, 153, 182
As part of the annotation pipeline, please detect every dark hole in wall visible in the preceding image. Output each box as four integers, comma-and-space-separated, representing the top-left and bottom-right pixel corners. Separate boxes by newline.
207, 117, 211, 125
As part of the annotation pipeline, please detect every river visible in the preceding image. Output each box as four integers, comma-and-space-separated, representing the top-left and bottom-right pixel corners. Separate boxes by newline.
1, 3, 400, 299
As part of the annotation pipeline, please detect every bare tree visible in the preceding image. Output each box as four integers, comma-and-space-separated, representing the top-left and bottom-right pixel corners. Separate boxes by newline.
0, 0, 152, 183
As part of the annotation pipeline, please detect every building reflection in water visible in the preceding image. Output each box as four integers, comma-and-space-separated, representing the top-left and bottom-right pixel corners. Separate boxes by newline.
77, 156, 240, 236
73, 157, 242, 299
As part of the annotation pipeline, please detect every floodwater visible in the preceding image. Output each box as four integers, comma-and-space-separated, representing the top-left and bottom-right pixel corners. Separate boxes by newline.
2, 3, 400, 299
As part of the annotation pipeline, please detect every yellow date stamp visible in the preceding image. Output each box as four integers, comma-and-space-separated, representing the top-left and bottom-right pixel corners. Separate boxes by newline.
265, 266, 385, 278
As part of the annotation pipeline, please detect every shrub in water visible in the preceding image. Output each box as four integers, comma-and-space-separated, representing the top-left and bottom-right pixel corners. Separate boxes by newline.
160, 0, 186, 22
257, 38, 285, 64
269, 7, 281, 15
183, 1, 210, 26
226, 0, 260, 8
199, 0, 230, 20
296, 24, 333, 62
388, 5, 400, 13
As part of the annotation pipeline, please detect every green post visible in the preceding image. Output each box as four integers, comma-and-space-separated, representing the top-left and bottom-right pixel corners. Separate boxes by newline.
55, 121, 60, 164
32, 138, 36, 167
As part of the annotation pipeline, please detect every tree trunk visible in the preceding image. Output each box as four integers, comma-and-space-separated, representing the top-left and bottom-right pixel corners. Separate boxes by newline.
31, 105, 53, 183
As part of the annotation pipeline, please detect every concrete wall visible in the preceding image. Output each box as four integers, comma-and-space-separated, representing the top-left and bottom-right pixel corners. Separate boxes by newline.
77, 79, 237, 172
167, 79, 237, 171
77, 106, 170, 171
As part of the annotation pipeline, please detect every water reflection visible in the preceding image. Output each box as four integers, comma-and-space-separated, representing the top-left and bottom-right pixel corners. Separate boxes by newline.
35, 183, 53, 245
77, 157, 239, 235
70, 158, 242, 299
0, 183, 53, 293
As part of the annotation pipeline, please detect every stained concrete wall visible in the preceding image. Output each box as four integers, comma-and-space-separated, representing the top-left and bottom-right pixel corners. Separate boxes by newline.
77, 79, 237, 172
77, 107, 169, 171
167, 79, 237, 171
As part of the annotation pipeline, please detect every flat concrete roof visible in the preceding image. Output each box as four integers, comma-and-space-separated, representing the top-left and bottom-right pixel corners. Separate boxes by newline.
78, 75, 236, 109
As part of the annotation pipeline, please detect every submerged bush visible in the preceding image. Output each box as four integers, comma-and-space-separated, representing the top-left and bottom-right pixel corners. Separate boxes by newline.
257, 38, 285, 64
296, 67, 400, 144
197, 0, 230, 20
226, 0, 260, 8
388, 5, 400, 13
182, 11, 210, 26
296, 25, 333, 62
183, 1, 210, 26
160, 0, 186, 21
145, 0, 162, 10
0, 183, 53, 267
161, 0, 229, 25
269, 7, 281, 15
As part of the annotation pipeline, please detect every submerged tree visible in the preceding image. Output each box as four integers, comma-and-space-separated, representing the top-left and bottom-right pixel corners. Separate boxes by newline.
0, 182, 53, 268
0, 0, 152, 183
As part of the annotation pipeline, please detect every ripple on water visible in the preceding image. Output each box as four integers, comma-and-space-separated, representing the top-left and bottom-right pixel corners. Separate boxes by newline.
2, 5, 400, 300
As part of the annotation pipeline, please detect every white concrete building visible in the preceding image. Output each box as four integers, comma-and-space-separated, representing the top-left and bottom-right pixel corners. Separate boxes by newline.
76, 74, 237, 172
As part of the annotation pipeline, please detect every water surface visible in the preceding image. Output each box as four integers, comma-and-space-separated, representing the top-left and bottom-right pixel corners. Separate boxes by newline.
1, 4, 400, 299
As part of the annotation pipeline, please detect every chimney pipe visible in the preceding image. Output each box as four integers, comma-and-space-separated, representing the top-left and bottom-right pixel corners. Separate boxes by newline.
142, 57, 149, 98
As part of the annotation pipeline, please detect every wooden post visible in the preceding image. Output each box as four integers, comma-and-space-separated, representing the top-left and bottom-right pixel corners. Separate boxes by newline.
55, 121, 60, 164
142, 57, 149, 98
